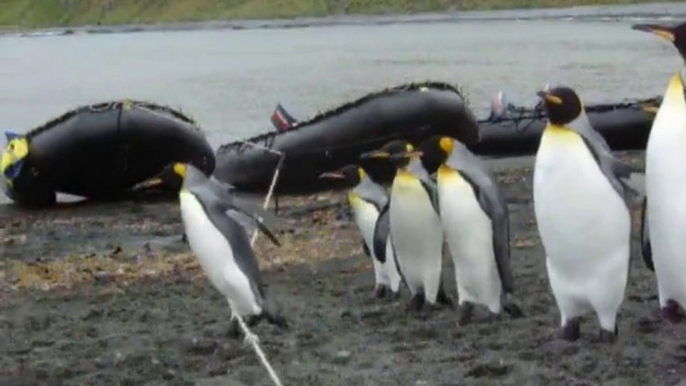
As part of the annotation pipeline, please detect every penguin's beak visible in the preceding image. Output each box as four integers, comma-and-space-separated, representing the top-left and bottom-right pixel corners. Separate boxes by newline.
536, 90, 562, 105
360, 149, 390, 159
132, 177, 164, 191
642, 104, 660, 114
319, 171, 346, 179
390, 150, 424, 160
632, 23, 675, 42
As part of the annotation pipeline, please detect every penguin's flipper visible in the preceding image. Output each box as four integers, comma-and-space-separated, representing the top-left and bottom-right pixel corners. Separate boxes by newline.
580, 134, 641, 201
362, 239, 371, 258
459, 171, 515, 294
230, 194, 279, 227
225, 206, 281, 247
419, 179, 441, 216
406, 157, 441, 215
640, 196, 655, 272
387, 233, 406, 284
372, 201, 391, 263
202, 200, 267, 299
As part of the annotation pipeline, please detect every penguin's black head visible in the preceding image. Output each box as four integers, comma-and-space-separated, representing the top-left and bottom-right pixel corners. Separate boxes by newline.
132, 162, 187, 192
319, 164, 365, 186
360, 140, 419, 168
536, 86, 583, 126
633, 21, 686, 61
414, 136, 455, 172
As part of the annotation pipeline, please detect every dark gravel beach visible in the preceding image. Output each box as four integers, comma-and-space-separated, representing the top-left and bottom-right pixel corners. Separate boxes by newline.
2, 150, 685, 386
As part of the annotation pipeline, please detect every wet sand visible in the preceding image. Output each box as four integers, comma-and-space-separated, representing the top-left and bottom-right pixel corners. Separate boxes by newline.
2, 150, 686, 386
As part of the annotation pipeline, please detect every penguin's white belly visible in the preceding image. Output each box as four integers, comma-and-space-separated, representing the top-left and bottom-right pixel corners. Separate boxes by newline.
438, 172, 502, 311
349, 195, 386, 286
534, 130, 630, 320
389, 173, 443, 299
179, 191, 262, 316
645, 77, 686, 306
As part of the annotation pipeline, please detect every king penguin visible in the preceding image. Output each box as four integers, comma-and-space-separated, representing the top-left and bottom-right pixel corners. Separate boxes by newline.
174, 162, 288, 337
319, 164, 403, 299
632, 21, 686, 322
401, 135, 524, 325
360, 140, 452, 312
533, 86, 640, 343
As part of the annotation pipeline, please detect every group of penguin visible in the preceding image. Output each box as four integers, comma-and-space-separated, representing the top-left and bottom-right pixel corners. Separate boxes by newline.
154, 20, 686, 345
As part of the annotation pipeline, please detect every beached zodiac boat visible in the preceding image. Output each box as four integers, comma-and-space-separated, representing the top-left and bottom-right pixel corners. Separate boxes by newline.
468, 91, 660, 158
213, 82, 660, 194
213, 82, 481, 194
1, 100, 215, 207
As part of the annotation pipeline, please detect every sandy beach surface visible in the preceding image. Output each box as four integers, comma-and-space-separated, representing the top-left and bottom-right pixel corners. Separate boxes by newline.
2, 150, 685, 386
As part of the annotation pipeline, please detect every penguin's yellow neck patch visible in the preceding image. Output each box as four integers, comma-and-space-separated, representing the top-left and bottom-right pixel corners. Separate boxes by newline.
541, 124, 583, 147
348, 191, 363, 208
437, 163, 462, 183
396, 168, 417, 181
664, 71, 686, 106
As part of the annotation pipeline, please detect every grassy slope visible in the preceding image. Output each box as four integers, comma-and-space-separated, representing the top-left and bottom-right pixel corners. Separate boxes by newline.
0, 0, 679, 29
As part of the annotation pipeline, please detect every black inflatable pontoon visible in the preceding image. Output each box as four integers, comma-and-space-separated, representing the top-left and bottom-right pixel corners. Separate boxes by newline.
1, 100, 215, 207
213, 82, 480, 194
213, 82, 659, 194
469, 92, 660, 157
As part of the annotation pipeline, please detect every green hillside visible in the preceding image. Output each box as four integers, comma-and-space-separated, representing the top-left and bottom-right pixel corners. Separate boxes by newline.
0, 0, 678, 30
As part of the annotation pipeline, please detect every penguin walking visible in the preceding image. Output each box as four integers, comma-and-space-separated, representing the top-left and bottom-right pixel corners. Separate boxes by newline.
401, 135, 523, 325
319, 164, 403, 299
533, 86, 639, 343
360, 140, 452, 311
632, 21, 686, 322
173, 162, 288, 338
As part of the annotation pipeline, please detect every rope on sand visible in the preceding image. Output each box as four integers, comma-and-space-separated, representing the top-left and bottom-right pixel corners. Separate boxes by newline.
227, 138, 286, 386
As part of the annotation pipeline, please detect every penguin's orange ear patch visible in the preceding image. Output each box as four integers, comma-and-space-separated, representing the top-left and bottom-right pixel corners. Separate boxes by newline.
439, 137, 453, 154
173, 163, 187, 179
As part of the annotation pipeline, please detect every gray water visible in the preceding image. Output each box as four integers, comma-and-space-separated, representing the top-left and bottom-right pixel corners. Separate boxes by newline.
0, 2, 685, 204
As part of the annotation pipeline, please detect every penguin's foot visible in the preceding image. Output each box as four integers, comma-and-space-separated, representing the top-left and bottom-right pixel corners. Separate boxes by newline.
485, 311, 503, 323
502, 298, 525, 319
457, 302, 475, 326
226, 318, 241, 339
407, 292, 425, 313
245, 314, 264, 327
375, 285, 389, 299
598, 325, 618, 344
436, 286, 454, 309
390, 290, 402, 301
561, 317, 581, 342
661, 299, 685, 324
265, 312, 289, 330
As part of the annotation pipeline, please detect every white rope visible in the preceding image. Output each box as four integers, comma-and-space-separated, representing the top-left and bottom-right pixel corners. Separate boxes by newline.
222, 139, 287, 386
233, 313, 284, 386
217, 134, 286, 247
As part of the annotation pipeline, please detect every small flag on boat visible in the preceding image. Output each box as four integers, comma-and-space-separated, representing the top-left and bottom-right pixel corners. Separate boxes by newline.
271, 103, 298, 132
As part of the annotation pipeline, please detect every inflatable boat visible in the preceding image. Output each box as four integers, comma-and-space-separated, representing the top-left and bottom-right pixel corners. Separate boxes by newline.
213, 82, 481, 194
1, 100, 215, 207
469, 91, 660, 157
213, 83, 659, 194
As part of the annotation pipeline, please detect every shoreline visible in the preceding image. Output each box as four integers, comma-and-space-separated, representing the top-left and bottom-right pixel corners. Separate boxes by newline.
1, 2, 683, 37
